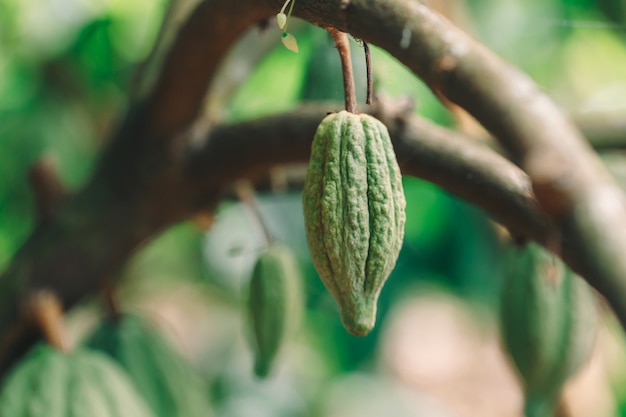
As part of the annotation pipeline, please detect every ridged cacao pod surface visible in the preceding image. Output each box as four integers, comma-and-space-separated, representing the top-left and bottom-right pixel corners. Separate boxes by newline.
84, 313, 213, 417
302, 110, 405, 336
500, 243, 598, 417
247, 243, 303, 378
0, 344, 155, 417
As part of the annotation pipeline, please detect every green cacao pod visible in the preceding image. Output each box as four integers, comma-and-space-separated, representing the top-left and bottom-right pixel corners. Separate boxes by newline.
302, 110, 405, 336
84, 313, 213, 417
247, 243, 303, 378
0, 344, 155, 417
500, 243, 598, 417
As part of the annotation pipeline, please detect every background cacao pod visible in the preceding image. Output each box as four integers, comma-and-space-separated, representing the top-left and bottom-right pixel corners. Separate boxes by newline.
247, 243, 303, 378
0, 344, 155, 417
84, 313, 213, 417
302, 110, 406, 336
499, 243, 598, 417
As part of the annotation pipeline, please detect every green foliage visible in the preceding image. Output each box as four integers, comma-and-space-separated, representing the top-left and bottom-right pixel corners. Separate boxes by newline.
402, 177, 453, 250
560, 24, 626, 110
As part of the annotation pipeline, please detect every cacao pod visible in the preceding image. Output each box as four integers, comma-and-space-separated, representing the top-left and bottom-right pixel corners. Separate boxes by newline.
0, 344, 155, 417
84, 313, 213, 417
302, 110, 405, 336
247, 243, 303, 378
500, 243, 598, 417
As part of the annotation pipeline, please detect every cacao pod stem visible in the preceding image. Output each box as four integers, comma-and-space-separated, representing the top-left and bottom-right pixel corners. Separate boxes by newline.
327, 28, 357, 113
364, 41, 372, 105
235, 180, 273, 245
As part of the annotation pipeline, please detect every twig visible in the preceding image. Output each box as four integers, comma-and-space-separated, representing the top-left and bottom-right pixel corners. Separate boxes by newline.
363, 41, 372, 105
327, 28, 357, 113
234, 180, 273, 246
24, 290, 68, 352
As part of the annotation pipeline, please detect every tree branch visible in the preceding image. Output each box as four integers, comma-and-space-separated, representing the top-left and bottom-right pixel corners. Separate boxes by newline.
185, 102, 549, 242
327, 28, 357, 113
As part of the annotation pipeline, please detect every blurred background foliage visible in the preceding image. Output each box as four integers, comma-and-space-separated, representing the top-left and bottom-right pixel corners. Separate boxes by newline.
1, 0, 626, 416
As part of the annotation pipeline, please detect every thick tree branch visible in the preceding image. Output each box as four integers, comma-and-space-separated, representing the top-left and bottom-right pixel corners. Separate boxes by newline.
144, 1, 275, 137
186, 103, 549, 243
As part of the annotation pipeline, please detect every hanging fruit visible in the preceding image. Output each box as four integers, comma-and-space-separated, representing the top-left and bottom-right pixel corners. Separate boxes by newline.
247, 243, 303, 377
500, 243, 598, 417
0, 344, 156, 417
302, 110, 405, 336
